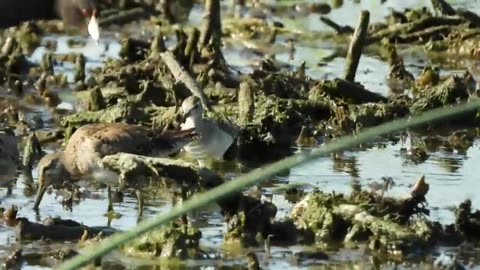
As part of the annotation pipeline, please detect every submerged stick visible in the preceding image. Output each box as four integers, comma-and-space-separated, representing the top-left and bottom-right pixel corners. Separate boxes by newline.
16, 217, 115, 241
160, 51, 211, 110
74, 54, 86, 83
367, 17, 463, 44
344, 10, 369, 82
99, 7, 149, 26
320, 16, 354, 34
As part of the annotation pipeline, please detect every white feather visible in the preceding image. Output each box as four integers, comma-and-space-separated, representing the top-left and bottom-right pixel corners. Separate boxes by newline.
88, 15, 100, 44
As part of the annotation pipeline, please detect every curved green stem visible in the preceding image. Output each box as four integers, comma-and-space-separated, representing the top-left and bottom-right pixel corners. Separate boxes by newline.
56, 100, 480, 270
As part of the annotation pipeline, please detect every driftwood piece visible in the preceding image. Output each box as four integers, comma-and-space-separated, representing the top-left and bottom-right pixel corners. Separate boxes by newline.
99, 153, 271, 218
16, 217, 116, 241
320, 16, 354, 34
100, 153, 224, 188
334, 203, 425, 240
395, 25, 452, 43
160, 51, 211, 110
367, 16, 464, 44
344, 11, 370, 82
99, 7, 150, 26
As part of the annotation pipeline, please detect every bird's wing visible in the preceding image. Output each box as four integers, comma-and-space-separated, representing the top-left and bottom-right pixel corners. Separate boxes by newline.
210, 118, 241, 138
65, 123, 151, 175
90, 124, 153, 156
153, 128, 199, 156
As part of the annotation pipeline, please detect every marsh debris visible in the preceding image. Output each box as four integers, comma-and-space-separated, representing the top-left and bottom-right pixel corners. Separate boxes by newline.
1, 0, 480, 269
124, 220, 202, 259
15, 217, 116, 241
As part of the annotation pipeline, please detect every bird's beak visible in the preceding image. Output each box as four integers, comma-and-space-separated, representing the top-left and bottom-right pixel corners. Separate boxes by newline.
87, 9, 100, 44
180, 109, 193, 123
33, 180, 47, 211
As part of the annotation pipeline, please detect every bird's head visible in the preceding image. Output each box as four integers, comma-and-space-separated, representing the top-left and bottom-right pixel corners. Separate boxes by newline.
181, 96, 203, 121
56, 0, 110, 40
34, 152, 68, 211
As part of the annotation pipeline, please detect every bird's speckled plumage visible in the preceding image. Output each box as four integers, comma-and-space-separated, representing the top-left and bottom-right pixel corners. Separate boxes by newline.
34, 122, 197, 210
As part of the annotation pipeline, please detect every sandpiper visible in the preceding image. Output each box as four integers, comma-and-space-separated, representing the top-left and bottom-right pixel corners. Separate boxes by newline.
33, 122, 197, 214
0, 127, 19, 187
180, 96, 239, 167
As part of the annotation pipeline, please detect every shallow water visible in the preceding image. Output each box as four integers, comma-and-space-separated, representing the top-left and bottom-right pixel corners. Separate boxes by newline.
1, 0, 480, 269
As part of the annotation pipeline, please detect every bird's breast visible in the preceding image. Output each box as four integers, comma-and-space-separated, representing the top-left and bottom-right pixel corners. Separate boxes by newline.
184, 127, 233, 160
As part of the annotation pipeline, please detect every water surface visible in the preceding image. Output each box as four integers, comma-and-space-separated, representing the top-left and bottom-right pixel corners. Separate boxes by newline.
1, 0, 480, 269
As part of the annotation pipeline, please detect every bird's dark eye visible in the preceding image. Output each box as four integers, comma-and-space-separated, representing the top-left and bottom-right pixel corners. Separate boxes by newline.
81, 9, 91, 17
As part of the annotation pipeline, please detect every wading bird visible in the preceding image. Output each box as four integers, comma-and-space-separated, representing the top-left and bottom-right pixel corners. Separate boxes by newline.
180, 95, 240, 168
34, 122, 197, 215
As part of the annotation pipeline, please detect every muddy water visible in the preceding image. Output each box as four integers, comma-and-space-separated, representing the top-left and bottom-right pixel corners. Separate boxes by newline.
1, 0, 480, 269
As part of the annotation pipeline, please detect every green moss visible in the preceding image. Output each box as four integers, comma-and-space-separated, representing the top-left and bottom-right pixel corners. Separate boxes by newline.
124, 221, 202, 259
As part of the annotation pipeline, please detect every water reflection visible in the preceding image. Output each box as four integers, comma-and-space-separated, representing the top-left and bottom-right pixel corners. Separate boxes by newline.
434, 156, 464, 173
331, 154, 360, 178
286, 131, 480, 225
1, 0, 480, 268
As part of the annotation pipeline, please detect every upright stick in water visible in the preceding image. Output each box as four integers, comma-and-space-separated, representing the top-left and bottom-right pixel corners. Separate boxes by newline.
343, 10, 370, 82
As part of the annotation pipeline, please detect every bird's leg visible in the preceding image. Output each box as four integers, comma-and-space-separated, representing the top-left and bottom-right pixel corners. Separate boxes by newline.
180, 183, 188, 233
104, 185, 122, 220
119, 172, 128, 191
107, 185, 114, 213
135, 189, 144, 217
6, 184, 13, 196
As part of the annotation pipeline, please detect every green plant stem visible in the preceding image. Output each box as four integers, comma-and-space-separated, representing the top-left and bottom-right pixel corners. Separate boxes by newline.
56, 100, 480, 270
